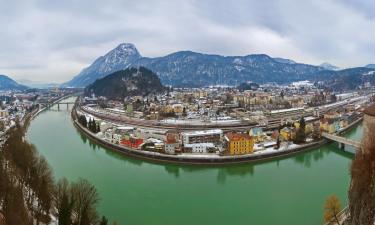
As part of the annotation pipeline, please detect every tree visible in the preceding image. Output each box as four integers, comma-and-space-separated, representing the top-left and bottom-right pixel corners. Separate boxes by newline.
92, 118, 97, 133
78, 115, 87, 128
71, 178, 100, 225
0, 120, 4, 131
54, 178, 74, 225
323, 195, 342, 225
294, 117, 306, 144
276, 136, 280, 149
100, 216, 108, 225
33, 156, 54, 225
299, 116, 306, 130
349, 128, 375, 225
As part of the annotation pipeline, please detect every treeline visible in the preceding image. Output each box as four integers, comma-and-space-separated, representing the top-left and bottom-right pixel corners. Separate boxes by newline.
348, 129, 375, 224
0, 124, 115, 225
78, 115, 100, 133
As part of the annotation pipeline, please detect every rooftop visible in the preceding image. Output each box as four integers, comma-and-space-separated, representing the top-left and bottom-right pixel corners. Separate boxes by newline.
182, 129, 222, 137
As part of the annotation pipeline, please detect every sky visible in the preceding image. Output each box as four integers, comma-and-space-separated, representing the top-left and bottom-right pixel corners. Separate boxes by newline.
0, 0, 374, 83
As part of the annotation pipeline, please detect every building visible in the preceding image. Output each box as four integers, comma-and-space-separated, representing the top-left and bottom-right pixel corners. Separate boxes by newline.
182, 129, 223, 145
0, 110, 8, 118
249, 127, 266, 143
225, 132, 254, 155
279, 127, 296, 141
164, 130, 180, 154
184, 143, 215, 153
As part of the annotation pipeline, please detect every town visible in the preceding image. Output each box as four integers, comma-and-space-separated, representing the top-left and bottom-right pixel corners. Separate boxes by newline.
71, 81, 374, 159
1, 81, 372, 160
0, 88, 77, 146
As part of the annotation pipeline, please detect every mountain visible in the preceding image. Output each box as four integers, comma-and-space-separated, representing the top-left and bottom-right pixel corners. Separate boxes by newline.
273, 57, 296, 64
366, 64, 375, 69
85, 67, 165, 100
322, 67, 375, 91
0, 75, 28, 91
64, 43, 373, 88
319, 62, 340, 71
67, 43, 141, 87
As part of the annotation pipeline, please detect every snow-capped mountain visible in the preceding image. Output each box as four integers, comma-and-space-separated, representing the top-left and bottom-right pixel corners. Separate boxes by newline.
273, 57, 296, 64
63, 43, 374, 88
319, 62, 340, 71
65, 43, 141, 87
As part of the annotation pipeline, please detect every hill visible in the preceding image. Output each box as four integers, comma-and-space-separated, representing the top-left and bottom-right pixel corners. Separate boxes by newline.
0, 75, 28, 91
322, 68, 375, 91
84, 67, 165, 100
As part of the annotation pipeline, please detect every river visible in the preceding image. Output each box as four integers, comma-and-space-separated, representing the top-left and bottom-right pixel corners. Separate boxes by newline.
27, 97, 362, 225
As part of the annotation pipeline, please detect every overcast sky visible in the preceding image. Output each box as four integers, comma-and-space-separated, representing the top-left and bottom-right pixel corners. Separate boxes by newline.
0, 0, 374, 83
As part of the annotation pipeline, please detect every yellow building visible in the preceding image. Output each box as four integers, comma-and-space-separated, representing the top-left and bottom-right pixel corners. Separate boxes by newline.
280, 127, 296, 141
225, 133, 254, 155
172, 104, 184, 114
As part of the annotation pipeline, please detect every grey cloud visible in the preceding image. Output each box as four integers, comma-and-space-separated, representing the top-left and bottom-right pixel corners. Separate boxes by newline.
0, 0, 374, 82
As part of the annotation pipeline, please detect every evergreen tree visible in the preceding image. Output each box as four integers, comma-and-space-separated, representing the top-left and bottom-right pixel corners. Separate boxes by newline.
100, 216, 108, 225
79, 115, 88, 127
97, 123, 101, 133
92, 118, 97, 133
299, 116, 306, 130
88, 118, 94, 132
294, 116, 306, 144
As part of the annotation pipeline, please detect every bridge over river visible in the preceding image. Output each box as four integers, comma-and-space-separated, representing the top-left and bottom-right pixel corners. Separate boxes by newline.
322, 132, 361, 153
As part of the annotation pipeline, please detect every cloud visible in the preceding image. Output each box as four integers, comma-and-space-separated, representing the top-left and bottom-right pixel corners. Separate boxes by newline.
0, 0, 374, 82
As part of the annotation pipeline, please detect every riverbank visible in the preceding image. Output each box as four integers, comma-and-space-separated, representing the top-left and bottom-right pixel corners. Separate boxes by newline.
27, 98, 356, 225
72, 104, 363, 165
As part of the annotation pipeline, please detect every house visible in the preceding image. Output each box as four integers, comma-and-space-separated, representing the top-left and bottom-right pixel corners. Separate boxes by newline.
120, 136, 143, 149
104, 128, 122, 144
249, 127, 265, 143
225, 132, 254, 155
280, 127, 296, 141
182, 129, 223, 145
164, 130, 180, 154
0, 110, 9, 118
141, 139, 164, 152
184, 143, 215, 154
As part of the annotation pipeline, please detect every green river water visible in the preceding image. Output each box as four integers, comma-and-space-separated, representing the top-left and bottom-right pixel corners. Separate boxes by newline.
27, 97, 363, 225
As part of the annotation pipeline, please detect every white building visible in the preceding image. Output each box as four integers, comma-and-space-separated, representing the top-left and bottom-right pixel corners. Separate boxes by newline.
181, 129, 223, 145
184, 143, 215, 153
165, 143, 178, 154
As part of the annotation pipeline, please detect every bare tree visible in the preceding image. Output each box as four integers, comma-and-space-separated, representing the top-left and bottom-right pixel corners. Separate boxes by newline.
54, 178, 75, 225
349, 130, 375, 225
72, 178, 100, 225
324, 195, 342, 225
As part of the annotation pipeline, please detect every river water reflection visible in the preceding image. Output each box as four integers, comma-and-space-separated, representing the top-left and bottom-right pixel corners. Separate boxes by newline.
28, 98, 361, 225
